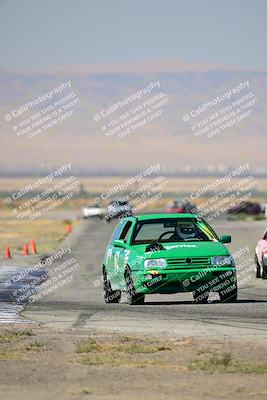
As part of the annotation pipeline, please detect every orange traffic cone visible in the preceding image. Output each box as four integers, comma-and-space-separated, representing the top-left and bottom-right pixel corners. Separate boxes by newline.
23, 243, 29, 256
4, 247, 12, 259
66, 224, 72, 233
30, 239, 37, 254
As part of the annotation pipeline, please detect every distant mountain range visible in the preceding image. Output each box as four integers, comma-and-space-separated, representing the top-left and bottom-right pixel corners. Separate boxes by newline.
1, 60, 266, 175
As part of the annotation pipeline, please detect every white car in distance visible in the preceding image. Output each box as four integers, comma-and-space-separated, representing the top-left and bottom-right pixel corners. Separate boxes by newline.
82, 204, 105, 219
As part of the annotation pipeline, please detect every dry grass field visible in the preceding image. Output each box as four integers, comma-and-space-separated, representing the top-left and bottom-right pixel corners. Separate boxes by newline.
0, 219, 80, 255
0, 327, 267, 400
1, 176, 267, 194
0, 176, 266, 256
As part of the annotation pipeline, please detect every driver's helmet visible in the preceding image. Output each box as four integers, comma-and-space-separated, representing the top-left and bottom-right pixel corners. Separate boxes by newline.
176, 223, 197, 240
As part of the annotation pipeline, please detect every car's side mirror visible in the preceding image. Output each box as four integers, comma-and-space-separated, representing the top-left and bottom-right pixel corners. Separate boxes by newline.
220, 235, 231, 243
114, 239, 126, 248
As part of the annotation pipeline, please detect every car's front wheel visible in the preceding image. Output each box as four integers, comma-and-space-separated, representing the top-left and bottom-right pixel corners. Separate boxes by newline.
102, 267, 121, 303
219, 284, 238, 303
125, 268, 145, 305
192, 289, 209, 304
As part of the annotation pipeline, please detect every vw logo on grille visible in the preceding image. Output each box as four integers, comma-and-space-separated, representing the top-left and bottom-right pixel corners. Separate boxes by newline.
186, 257, 192, 264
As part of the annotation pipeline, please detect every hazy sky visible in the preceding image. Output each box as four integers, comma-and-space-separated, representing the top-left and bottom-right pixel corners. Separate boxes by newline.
0, 0, 266, 69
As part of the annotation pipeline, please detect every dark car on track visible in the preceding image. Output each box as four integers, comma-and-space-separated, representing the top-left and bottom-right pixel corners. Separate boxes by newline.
228, 201, 262, 215
105, 199, 133, 222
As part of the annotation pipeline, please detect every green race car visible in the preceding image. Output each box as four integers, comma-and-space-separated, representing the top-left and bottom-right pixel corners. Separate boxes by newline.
102, 214, 237, 305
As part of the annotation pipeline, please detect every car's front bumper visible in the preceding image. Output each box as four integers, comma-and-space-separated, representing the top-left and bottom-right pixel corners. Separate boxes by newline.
132, 267, 237, 294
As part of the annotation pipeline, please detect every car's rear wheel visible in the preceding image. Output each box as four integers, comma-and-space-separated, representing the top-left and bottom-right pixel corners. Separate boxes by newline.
219, 284, 238, 303
255, 255, 261, 278
102, 267, 121, 303
192, 289, 209, 304
262, 264, 267, 279
125, 268, 145, 305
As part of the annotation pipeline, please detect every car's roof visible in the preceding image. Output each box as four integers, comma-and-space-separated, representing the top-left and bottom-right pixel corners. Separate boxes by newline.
135, 213, 198, 221
110, 199, 129, 204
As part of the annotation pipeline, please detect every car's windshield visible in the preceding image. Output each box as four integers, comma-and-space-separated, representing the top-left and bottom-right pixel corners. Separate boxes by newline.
132, 218, 219, 244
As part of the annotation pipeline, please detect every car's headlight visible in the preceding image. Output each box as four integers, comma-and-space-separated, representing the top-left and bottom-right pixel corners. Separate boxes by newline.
211, 256, 235, 266
144, 259, 167, 269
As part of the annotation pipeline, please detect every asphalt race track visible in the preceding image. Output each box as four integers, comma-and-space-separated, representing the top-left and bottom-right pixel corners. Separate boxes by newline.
25, 218, 267, 340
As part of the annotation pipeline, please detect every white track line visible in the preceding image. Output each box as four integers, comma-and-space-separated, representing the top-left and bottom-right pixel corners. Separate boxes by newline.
0, 303, 31, 324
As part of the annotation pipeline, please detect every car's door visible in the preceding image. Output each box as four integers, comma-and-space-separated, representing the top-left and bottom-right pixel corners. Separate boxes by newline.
114, 221, 133, 290
105, 220, 128, 288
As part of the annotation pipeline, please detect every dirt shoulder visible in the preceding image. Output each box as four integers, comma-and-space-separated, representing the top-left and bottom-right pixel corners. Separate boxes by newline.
0, 325, 266, 400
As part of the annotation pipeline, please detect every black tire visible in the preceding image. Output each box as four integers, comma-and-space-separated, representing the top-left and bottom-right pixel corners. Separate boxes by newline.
102, 267, 121, 303
255, 255, 261, 278
193, 290, 209, 304
219, 284, 238, 303
262, 264, 267, 279
125, 269, 145, 305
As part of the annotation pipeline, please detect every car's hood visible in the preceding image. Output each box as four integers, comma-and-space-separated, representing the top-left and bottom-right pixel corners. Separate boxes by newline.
131, 241, 229, 258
